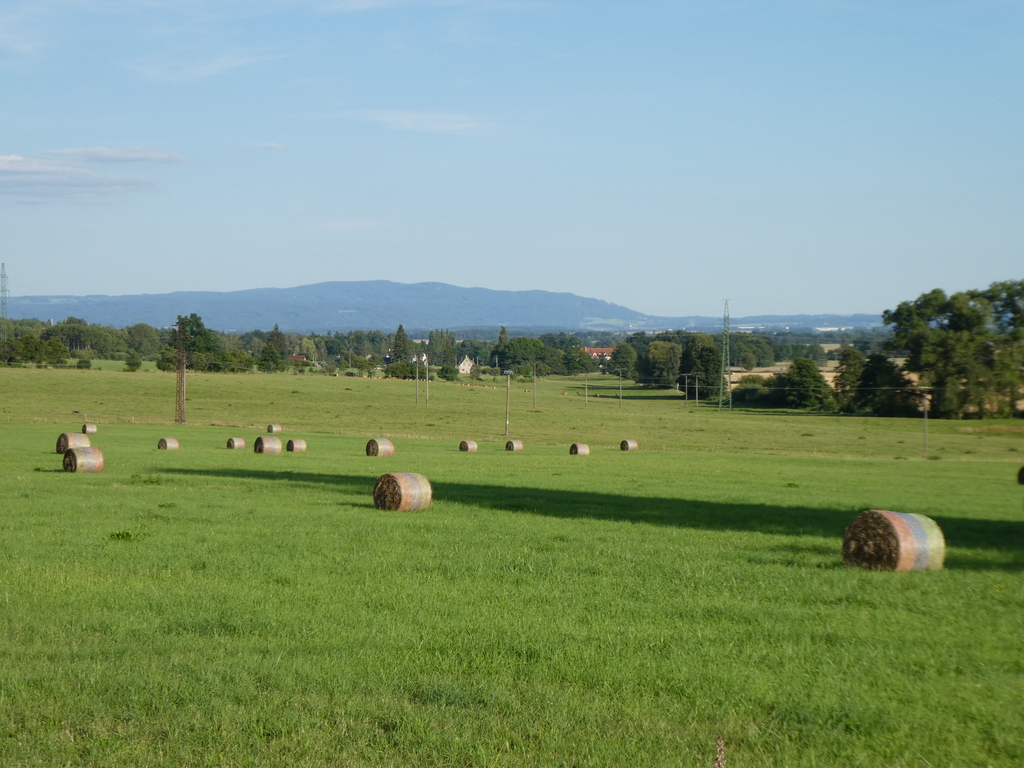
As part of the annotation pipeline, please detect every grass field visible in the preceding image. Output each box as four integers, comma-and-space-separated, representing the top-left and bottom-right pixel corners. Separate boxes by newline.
1, 368, 1022, 766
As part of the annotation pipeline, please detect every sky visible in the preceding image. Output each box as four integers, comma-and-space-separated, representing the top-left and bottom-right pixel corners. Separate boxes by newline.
1, 0, 1021, 319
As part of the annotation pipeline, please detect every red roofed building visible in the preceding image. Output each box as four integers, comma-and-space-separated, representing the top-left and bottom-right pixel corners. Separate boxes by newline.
583, 347, 615, 362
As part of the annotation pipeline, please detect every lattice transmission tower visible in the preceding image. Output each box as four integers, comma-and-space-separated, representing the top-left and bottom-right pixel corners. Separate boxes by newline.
1, 263, 9, 347
175, 317, 187, 423
718, 299, 732, 410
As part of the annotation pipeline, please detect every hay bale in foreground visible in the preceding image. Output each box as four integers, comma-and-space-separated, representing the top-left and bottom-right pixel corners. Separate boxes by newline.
267, 424, 283, 434
620, 439, 639, 452
366, 438, 394, 457
81, 424, 97, 435
287, 439, 307, 453
1018, 465, 1024, 484
157, 438, 179, 450
570, 443, 589, 455
459, 440, 478, 452
373, 472, 432, 511
255, 436, 283, 454
56, 433, 90, 454
506, 440, 524, 452
843, 509, 945, 571
226, 437, 246, 450
64, 447, 104, 473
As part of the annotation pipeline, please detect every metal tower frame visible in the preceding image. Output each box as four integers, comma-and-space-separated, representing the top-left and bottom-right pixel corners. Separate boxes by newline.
0, 263, 8, 347
718, 299, 732, 410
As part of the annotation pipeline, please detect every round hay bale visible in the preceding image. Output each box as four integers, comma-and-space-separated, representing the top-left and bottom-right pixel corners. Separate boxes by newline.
255, 436, 283, 454
843, 509, 946, 571
226, 437, 246, 450
373, 472, 432, 511
366, 438, 395, 457
64, 447, 104, 473
56, 433, 90, 454
1018, 465, 1024, 484
267, 424, 283, 434
81, 423, 97, 435
505, 439, 524, 452
287, 439, 307, 453
157, 438, 179, 450
570, 443, 590, 455
620, 439, 640, 452
459, 440, 478, 452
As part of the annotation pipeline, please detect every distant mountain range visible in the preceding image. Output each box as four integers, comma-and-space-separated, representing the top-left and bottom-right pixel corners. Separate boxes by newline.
7, 281, 883, 334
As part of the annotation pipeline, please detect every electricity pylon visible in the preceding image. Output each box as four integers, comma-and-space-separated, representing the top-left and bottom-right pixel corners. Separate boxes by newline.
718, 300, 732, 410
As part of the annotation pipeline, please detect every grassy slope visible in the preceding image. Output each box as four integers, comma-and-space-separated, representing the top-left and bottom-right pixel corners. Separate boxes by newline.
0, 368, 1022, 766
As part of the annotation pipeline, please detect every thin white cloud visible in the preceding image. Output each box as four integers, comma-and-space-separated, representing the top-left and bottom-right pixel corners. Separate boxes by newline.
133, 51, 282, 82
0, 154, 149, 202
259, 142, 285, 150
355, 109, 493, 135
49, 146, 188, 163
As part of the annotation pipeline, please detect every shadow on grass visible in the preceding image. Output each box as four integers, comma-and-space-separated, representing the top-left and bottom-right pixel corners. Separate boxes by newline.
164, 468, 1024, 571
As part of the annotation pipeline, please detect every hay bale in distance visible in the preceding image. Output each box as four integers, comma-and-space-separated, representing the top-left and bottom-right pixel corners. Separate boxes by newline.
287, 439, 307, 453
506, 440, 524, 452
373, 472, 432, 511
620, 439, 639, 452
843, 509, 946, 571
267, 424, 283, 434
56, 433, 90, 454
570, 443, 590, 456
255, 436, 283, 454
459, 440, 478, 452
81, 424, 98, 435
64, 447, 104, 473
366, 438, 395, 457
157, 438, 179, 450
226, 437, 246, 450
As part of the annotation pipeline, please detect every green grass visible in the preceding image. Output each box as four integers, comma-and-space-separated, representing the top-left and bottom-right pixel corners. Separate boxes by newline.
1, 368, 1022, 766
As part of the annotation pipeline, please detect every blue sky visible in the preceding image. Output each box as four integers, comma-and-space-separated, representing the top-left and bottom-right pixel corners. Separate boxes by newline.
1, 0, 1021, 319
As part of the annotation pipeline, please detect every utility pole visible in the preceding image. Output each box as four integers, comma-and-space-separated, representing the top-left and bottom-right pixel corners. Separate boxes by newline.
424, 354, 429, 406
922, 387, 930, 459
504, 370, 511, 436
614, 368, 626, 407
584, 374, 588, 409
415, 358, 419, 405
533, 362, 537, 409
175, 318, 186, 423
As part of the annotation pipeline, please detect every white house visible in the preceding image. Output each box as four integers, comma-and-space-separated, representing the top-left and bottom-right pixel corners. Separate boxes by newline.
458, 355, 474, 375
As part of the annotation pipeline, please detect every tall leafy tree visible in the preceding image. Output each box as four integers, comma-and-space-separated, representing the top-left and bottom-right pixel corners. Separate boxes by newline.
783, 357, 835, 410
391, 324, 411, 363
679, 333, 722, 397
833, 347, 866, 412
638, 340, 682, 387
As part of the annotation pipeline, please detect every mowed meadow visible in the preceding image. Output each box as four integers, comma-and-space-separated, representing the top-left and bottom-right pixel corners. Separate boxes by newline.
1, 367, 1022, 767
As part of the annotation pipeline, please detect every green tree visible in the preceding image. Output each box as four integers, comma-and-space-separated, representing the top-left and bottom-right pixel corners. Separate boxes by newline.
833, 348, 866, 412
639, 340, 682, 388
608, 343, 638, 380
857, 354, 919, 417
125, 323, 161, 356
783, 357, 835, 410
391, 324, 411, 363
679, 333, 722, 398
258, 344, 281, 372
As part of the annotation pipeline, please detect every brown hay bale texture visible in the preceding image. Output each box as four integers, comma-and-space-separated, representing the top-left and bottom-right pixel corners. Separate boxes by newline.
843, 509, 946, 571
226, 437, 246, 450
81, 424, 98, 435
1018, 465, 1024, 484
157, 438, 179, 450
255, 436, 283, 454
459, 440, 478, 452
56, 433, 90, 454
506, 440, 524, 452
366, 438, 395, 457
373, 472, 432, 511
570, 443, 590, 455
286, 439, 307, 453
64, 447, 104, 473
267, 424, 283, 434
620, 439, 639, 452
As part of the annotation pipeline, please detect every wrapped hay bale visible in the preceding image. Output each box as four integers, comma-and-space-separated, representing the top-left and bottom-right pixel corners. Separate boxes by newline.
373, 472, 432, 511
459, 440, 478, 453
287, 439, 307, 453
366, 438, 395, 457
157, 438, 179, 450
82, 424, 98, 435
64, 447, 104, 473
56, 433, 90, 454
620, 439, 639, 452
506, 440, 524, 452
1018, 465, 1024, 485
226, 437, 246, 450
570, 443, 590, 456
255, 436, 283, 454
843, 509, 946, 571
267, 424, 283, 434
